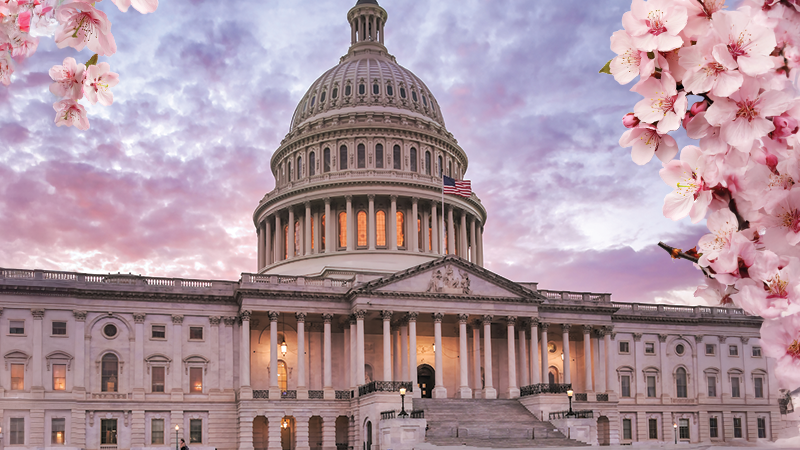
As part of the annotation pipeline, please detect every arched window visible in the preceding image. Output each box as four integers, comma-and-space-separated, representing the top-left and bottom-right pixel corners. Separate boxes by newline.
309, 152, 316, 176
396, 211, 405, 248
320, 91, 326, 103
448, 161, 452, 177
101, 353, 118, 392
412, 90, 418, 102
338, 211, 347, 248
297, 156, 303, 179
422, 94, 428, 107
376, 211, 386, 247
417, 214, 423, 251
410, 148, 417, 172
345, 84, 352, 96
332, 87, 338, 99
310, 95, 316, 107
278, 360, 288, 392
393, 145, 402, 170
373, 83, 379, 95
375, 144, 384, 169
676, 367, 688, 398
359, 83, 366, 95
284, 225, 289, 259
323, 148, 331, 173
428, 216, 433, 251
357, 211, 367, 248
438, 155, 443, 177
320, 214, 326, 251
386, 84, 393, 96
357, 144, 365, 169
399, 86, 407, 99
425, 151, 431, 175
339, 145, 348, 170
548, 367, 559, 385
288, 161, 292, 182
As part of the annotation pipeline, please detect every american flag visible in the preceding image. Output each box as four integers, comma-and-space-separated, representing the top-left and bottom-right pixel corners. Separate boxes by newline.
443, 175, 472, 198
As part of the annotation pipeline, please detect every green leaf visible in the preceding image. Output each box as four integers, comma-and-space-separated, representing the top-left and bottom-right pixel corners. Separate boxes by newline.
599, 59, 612, 75
85, 54, 98, 67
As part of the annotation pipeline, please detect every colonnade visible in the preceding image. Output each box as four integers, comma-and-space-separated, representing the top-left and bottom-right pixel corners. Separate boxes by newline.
256, 195, 485, 270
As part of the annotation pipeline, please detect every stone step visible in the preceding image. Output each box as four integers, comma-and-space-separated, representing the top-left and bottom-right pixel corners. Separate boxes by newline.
424, 437, 589, 448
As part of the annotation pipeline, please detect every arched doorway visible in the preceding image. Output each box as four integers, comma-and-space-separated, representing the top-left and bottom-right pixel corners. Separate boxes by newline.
597, 416, 610, 446
548, 366, 559, 385
417, 364, 435, 398
364, 420, 372, 450
281, 416, 294, 450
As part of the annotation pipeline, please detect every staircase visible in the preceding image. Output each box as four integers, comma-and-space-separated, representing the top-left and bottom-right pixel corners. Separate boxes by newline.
412, 398, 588, 448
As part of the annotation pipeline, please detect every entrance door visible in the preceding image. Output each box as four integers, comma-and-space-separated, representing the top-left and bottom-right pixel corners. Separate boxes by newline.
417, 364, 434, 398
597, 416, 610, 446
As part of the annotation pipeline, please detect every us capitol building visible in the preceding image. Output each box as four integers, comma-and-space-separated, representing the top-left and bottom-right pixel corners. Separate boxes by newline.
1, 0, 798, 448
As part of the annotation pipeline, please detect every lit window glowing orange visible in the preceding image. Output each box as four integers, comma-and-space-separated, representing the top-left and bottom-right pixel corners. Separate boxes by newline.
321, 214, 326, 250
357, 211, 367, 247
338, 212, 347, 248
284, 225, 288, 259
396, 211, 405, 247
311, 217, 315, 251
294, 221, 300, 256
428, 217, 432, 251
376, 211, 386, 246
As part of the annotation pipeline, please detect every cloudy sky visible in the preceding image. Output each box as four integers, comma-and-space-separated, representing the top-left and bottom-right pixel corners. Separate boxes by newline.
0, 0, 711, 303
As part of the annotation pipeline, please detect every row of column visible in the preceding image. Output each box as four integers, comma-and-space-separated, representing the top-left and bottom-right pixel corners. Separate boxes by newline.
256, 197, 485, 270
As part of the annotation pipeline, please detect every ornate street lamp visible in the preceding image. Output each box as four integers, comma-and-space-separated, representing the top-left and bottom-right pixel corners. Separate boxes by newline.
566, 389, 575, 418
673, 423, 678, 444
175, 425, 179, 450
398, 387, 409, 418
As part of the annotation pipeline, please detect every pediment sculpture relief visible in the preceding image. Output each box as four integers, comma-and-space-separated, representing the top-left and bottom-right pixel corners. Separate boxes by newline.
425, 265, 471, 294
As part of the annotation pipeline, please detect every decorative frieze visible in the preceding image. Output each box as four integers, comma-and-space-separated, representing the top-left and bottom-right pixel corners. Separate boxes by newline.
171, 314, 184, 324
31, 308, 44, 319
133, 313, 146, 324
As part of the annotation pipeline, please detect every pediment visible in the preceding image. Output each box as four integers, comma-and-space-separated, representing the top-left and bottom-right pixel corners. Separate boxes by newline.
354, 256, 542, 301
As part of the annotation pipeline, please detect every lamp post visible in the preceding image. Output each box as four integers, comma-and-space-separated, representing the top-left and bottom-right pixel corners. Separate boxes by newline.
398, 387, 408, 417
566, 389, 575, 418
673, 423, 677, 444
175, 425, 179, 450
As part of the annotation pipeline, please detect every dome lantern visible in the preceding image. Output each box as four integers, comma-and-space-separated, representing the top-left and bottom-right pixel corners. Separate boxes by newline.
348, 0, 388, 48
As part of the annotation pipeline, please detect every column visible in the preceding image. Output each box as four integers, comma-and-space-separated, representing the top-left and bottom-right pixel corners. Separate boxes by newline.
240, 311, 252, 396
72, 311, 86, 394
583, 325, 594, 392
447, 206, 455, 255
562, 324, 571, 385
381, 311, 393, 381
209, 316, 220, 391
431, 203, 439, 254
269, 312, 279, 396
288, 208, 296, 258
274, 214, 282, 261
604, 326, 614, 393
322, 314, 334, 398
519, 321, 529, 388
258, 222, 265, 270
476, 222, 484, 266
266, 413, 283, 450
31, 309, 44, 390
472, 322, 481, 397
482, 315, 497, 399
411, 198, 419, 252
224, 316, 236, 391
506, 316, 519, 398
596, 328, 607, 393
460, 212, 468, 259
305, 202, 312, 256
356, 310, 366, 386
408, 312, 419, 397
530, 319, 540, 384
265, 218, 272, 265
349, 316, 357, 388
457, 314, 472, 398
324, 198, 332, 254
540, 322, 549, 383
400, 321, 409, 380
390, 195, 398, 250
393, 327, 400, 381
172, 314, 184, 395
296, 312, 307, 398
133, 313, 146, 396
346, 196, 354, 251
421, 209, 430, 253
322, 415, 337, 450
295, 414, 311, 450
368, 195, 376, 250
469, 217, 477, 263
432, 313, 447, 398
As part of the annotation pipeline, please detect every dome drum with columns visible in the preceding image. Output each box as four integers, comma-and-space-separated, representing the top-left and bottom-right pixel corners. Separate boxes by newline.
253, 0, 486, 276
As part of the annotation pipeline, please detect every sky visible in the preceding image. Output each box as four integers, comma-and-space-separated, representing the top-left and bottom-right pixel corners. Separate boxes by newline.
0, 0, 712, 304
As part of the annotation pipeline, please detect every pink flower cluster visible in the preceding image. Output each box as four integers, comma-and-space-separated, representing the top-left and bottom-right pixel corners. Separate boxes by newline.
611, 0, 800, 390
1, 0, 157, 129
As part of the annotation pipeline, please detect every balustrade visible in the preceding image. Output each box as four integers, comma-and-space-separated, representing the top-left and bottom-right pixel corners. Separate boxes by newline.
519, 383, 572, 397
358, 381, 412, 396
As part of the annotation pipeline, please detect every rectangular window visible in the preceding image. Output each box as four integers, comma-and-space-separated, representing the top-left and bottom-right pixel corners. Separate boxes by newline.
646, 376, 656, 398
52, 321, 67, 336
707, 376, 716, 397
190, 367, 203, 393
706, 344, 716, 355
151, 366, 165, 392
754, 377, 764, 398
732, 377, 741, 398
733, 417, 742, 438
10, 417, 24, 445
752, 346, 762, 357
710, 417, 718, 438
645, 342, 655, 354
52, 418, 65, 444
9, 320, 24, 334
648, 419, 658, 439
757, 417, 766, 438
189, 327, 203, 340
621, 375, 631, 397
151, 419, 164, 445
53, 364, 67, 390
622, 419, 632, 440
101, 419, 118, 445
619, 341, 630, 354
190, 419, 202, 443
152, 325, 166, 339
11, 363, 24, 390
679, 418, 690, 440
729, 345, 739, 356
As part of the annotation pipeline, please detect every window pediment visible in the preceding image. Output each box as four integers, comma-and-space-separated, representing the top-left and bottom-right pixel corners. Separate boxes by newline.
145, 353, 172, 374
183, 355, 210, 374
4, 350, 31, 369
45, 350, 74, 371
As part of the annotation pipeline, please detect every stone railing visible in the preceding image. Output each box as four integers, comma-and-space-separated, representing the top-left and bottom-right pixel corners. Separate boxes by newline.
539, 290, 611, 303
335, 390, 353, 400
91, 393, 130, 399
253, 390, 269, 399
596, 393, 609, 402
308, 390, 324, 399
574, 393, 588, 402
240, 273, 352, 288
410, 410, 424, 419
0, 268, 232, 290
549, 410, 593, 420
520, 383, 572, 397
612, 302, 749, 318
380, 410, 396, 420
281, 390, 297, 399
358, 381, 413, 397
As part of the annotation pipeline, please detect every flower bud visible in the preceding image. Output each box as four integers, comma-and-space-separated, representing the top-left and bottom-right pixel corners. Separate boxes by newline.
772, 114, 799, 139
622, 113, 639, 128
690, 100, 708, 116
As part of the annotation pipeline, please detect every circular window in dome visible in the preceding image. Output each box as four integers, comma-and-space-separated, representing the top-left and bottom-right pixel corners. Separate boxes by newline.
675, 344, 685, 356
103, 323, 118, 339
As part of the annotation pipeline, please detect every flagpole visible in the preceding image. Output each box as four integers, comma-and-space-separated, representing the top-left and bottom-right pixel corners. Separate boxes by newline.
441, 174, 445, 256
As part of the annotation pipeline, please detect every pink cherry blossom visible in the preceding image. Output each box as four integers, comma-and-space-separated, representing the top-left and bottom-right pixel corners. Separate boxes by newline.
705, 77, 793, 150
622, 0, 688, 52
679, 36, 743, 97
762, 187, 800, 245
0, 51, 13, 86
110, 0, 158, 14
770, 112, 799, 139
698, 208, 740, 267
55, 2, 116, 56
16, 9, 31, 33
48, 56, 85, 100
680, 0, 726, 40
53, 99, 89, 130
659, 145, 713, 222
759, 314, 800, 388
709, 9, 777, 77
622, 112, 640, 128
694, 277, 736, 306
713, 230, 759, 285
83, 61, 118, 106
610, 30, 655, 85
632, 72, 688, 134
619, 123, 680, 165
